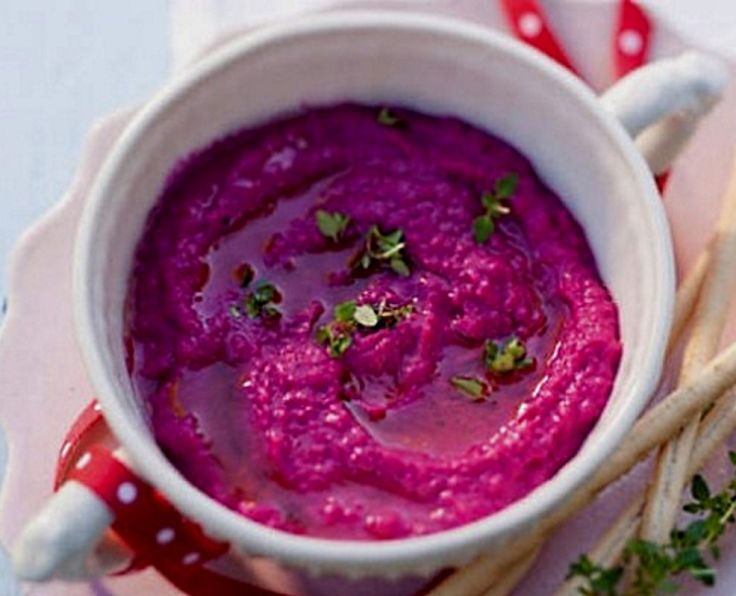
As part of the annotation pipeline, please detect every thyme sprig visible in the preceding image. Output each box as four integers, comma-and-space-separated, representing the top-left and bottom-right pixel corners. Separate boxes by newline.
316, 299, 413, 358
377, 107, 402, 126
245, 282, 280, 319
484, 336, 534, 374
229, 274, 281, 321
316, 209, 350, 243
352, 225, 411, 277
450, 376, 488, 401
473, 173, 519, 244
567, 453, 736, 595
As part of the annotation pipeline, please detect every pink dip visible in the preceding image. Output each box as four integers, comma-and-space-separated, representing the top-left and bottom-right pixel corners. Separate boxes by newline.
127, 104, 621, 540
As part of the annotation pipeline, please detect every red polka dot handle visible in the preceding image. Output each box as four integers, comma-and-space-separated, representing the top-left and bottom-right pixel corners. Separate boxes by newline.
54, 400, 282, 596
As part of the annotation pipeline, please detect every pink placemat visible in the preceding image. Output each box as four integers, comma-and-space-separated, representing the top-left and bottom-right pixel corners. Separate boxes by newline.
2, 3, 736, 595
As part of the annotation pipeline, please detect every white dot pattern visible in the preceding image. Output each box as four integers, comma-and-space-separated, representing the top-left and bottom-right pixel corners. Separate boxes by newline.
156, 527, 176, 545
93, 402, 102, 412
75, 451, 91, 470
182, 552, 200, 565
116, 482, 138, 504
518, 12, 542, 38
60, 441, 72, 459
618, 29, 643, 56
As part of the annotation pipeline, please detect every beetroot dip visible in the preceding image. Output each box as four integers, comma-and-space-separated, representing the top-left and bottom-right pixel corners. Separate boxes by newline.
127, 104, 622, 540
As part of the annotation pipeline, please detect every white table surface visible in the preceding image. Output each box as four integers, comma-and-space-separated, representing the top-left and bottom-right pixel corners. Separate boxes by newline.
0, 0, 734, 592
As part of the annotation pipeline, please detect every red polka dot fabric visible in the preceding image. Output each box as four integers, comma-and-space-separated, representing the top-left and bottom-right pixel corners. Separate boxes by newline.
615, 0, 652, 78
499, 0, 581, 75
499, 0, 652, 82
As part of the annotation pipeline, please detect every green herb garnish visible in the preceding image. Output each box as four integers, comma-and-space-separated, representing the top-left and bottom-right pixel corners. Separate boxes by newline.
567, 555, 623, 595
353, 304, 379, 327
334, 299, 357, 322
473, 173, 519, 244
316, 209, 350, 243
316, 299, 413, 358
316, 300, 360, 358
484, 336, 533, 374
567, 456, 736, 595
244, 281, 281, 320
377, 107, 401, 126
316, 323, 353, 358
353, 225, 411, 277
473, 215, 495, 245
375, 300, 414, 326
389, 257, 410, 277
229, 273, 280, 320
450, 376, 487, 401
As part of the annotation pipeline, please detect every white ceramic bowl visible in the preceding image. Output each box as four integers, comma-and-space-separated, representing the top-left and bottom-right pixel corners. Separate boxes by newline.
73, 11, 680, 578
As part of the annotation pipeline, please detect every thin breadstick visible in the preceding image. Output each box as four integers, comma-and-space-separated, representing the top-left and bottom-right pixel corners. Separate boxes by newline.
555, 497, 643, 595
428, 339, 736, 596
479, 545, 542, 596
641, 157, 736, 543
689, 385, 736, 475
668, 248, 710, 352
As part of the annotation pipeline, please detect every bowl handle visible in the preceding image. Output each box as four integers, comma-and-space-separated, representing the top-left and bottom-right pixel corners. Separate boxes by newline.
11, 454, 132, 581
11, 403, 231, 586
600, 51, 729, 175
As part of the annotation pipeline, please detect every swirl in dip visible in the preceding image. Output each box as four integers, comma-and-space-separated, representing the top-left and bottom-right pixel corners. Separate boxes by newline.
128, 104, 621, 540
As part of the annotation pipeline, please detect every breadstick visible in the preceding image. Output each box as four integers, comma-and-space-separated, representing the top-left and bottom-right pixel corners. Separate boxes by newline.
554, 496, 644, 595
669, 248, 710, 352
641, 156, 736, 543
479, 545, 541, 596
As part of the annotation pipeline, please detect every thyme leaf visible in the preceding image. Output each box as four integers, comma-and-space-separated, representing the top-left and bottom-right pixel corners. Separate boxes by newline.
353, 304, 379, 328
244, 281, 281, 320
473, 215, 494, 244
352, 225, 411, 277
316, 299, 413, 358
473, 172, 518, 244
316, 209, 350, 243
450, 376, 487, 401
484, 336, 534, 374
377, 107, 401, 126
334, 300, 357, 322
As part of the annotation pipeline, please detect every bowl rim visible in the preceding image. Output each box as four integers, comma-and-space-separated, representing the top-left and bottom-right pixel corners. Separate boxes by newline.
73, 9, 674, 573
